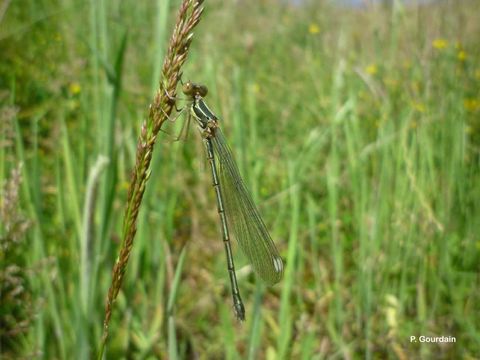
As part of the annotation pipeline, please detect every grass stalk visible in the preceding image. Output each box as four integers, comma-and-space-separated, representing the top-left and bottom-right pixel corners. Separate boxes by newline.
80, 155, 110, 314
277, 163, 301, 359
98, 0, 204, 357
167, 245, 187, 359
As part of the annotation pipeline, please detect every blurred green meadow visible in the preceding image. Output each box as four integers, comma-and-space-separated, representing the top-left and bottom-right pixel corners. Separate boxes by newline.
1, 0, 480, 358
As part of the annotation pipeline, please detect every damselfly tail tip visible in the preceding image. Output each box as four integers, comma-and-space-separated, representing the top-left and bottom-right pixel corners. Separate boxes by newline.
233, 295, 245, 321
235, 309, 245, 322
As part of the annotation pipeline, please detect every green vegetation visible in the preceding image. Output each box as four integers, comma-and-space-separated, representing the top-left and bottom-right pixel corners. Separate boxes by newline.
1, 0, 479, 358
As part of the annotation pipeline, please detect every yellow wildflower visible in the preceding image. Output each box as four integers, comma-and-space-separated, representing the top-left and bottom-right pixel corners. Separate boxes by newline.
385, 294, 399, 329
457, 50, 467, 61
464, 99, 479, 112
68, 82, 81, 95
308, 23, 320, 35
365, 64, 377, 75
412, 102, 426, 113
432, 38, 448, 50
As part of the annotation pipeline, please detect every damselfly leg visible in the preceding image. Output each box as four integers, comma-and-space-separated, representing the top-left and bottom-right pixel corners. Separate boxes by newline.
158, 102, 193, 142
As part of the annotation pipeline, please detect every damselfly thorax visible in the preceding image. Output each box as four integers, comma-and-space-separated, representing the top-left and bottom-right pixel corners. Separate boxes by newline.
182, 81, 219, 139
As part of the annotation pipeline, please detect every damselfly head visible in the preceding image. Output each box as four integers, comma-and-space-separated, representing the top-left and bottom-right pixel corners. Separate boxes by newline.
182, 81, 208, 98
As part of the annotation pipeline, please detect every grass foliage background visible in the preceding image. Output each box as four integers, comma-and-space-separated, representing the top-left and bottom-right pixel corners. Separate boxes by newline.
1, 0, 479, 358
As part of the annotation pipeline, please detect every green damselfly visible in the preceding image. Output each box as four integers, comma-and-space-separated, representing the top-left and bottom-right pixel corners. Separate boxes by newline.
181, 81, 283, 321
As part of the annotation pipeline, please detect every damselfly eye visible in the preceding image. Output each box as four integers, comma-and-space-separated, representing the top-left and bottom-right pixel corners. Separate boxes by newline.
182, 81, 193, 95
198, 85, 208, 97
